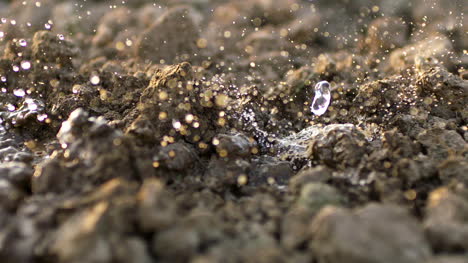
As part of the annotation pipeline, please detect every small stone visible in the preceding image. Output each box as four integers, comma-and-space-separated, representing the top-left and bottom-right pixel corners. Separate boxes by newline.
152, 227, 200, 262
289, 165, 332, 193
137, 179, 176, 232
424, 188, 468, 252
214, 133, 252, 158
297, 183, 343, 212
417, 128, 466, 161
311, 204, 432, 263
154, 142, 197, 171
0, 162, 33, 190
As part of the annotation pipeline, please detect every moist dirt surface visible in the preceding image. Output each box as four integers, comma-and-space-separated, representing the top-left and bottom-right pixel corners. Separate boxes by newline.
0, 0, 467, 262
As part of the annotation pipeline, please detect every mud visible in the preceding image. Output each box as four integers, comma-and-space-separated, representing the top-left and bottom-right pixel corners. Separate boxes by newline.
0, 0, 467, 262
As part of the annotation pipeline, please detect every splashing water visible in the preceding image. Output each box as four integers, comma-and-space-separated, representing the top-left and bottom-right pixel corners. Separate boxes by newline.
311, 81, 331, 116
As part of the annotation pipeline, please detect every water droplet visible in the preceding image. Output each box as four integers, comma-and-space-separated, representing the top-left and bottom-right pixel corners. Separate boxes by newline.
90, 74, 100, 85
25, 99, 38, 111
7, 104, 15, 111
20, 61, 31, 70
0, 31, 4, 38
13, 89, 26, 97
44, 23, 51, 30
37, 114, 48, 122
12, 65, 19, 72
57, 34, 64, 40
172, 120, 182, 129
125, 39, 133, 47
18, 39, 27, 47
311, 81, 331, 116
1, 76, 6, 82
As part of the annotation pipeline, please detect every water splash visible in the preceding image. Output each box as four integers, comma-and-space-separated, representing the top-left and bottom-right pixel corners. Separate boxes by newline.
311, 81, 331, 116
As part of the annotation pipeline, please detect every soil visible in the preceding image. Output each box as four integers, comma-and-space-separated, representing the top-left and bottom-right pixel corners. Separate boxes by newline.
0, 0, 467, 262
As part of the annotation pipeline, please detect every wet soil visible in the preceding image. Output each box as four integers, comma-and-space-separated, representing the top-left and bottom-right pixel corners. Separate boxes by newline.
0, 0, 467, 262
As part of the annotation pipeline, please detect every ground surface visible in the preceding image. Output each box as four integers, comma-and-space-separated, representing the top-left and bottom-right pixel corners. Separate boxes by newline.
0, 0, 467, 262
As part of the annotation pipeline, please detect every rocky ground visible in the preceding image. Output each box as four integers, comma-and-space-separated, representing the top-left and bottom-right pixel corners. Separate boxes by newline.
0, 0, 467, 262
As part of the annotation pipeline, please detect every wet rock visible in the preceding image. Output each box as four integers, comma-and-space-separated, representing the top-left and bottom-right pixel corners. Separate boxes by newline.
154, 142, 197, 171
250, 157, 292, 186
417, 128, 466, 161
424, 188, 468, 252
278, 124, 368, 171
135, 6, 199, 63
0, 98, 47, 134
128, 62, 225, 145
0, 145, 33, 164
306, 124, 369, 168
33, 108, 152, 194
214, 133, 253, 158
353, 76, 415, 122
417, 67, 468, 120
31, 30, 78, 66
311, 204, 432, 263
204, 156, 251, 188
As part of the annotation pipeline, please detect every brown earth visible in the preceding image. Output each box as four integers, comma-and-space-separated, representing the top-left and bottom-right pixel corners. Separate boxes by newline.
0, 0, 467, 262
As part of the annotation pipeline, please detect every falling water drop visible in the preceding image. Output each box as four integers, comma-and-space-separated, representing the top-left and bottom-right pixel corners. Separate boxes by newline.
311, 81, 331, 116
21, 61, 31, 70
90, 74, 100, 85
13, 89, 26, 97
7, 104, 15, 111
18, 39, 27, 47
